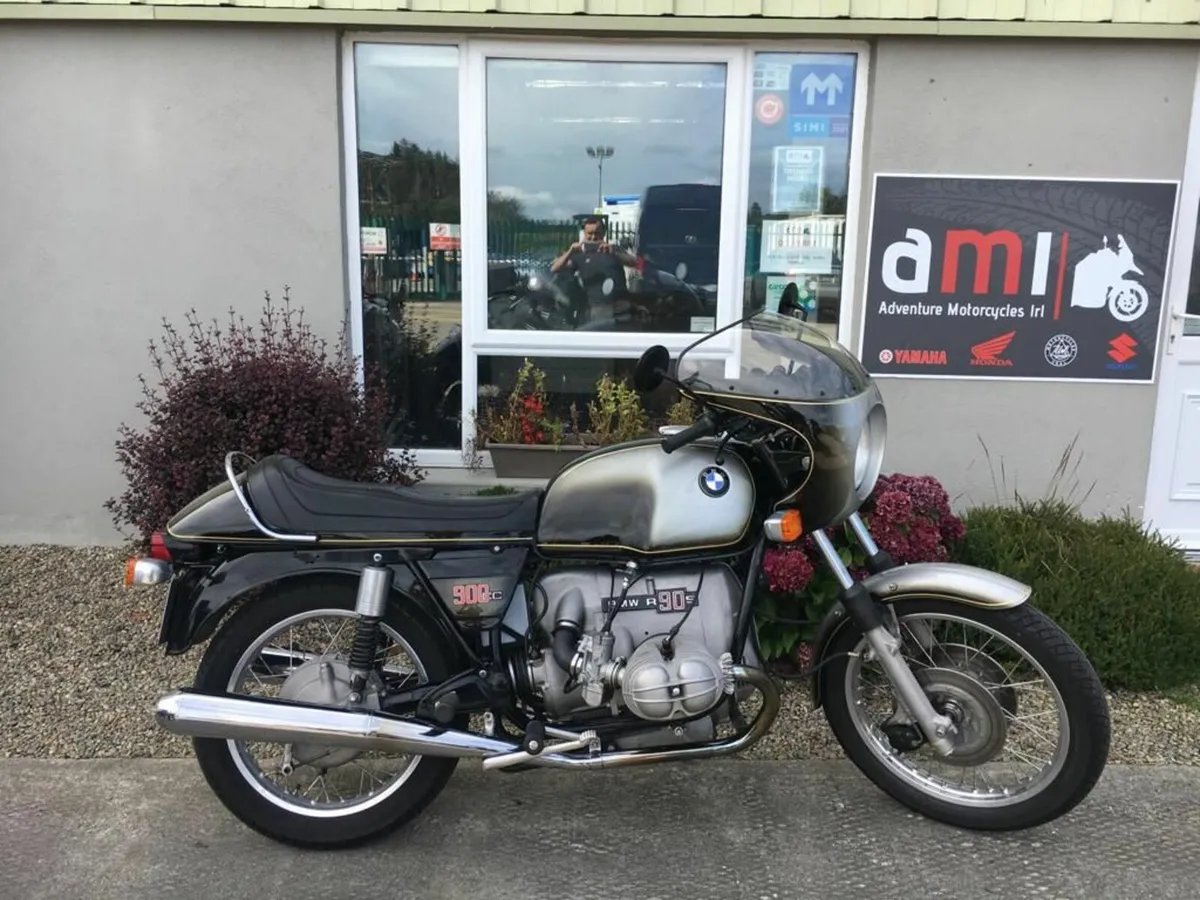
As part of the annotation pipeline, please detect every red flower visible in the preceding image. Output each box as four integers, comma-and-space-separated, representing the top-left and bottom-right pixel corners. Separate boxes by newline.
762, 546, 815, 594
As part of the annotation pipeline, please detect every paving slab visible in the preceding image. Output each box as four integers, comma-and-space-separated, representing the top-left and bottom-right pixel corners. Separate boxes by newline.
1, 759, 1197, 900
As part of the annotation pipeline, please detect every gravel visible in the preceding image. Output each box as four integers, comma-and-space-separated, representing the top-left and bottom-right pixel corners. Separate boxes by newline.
3, 544, 1199, 765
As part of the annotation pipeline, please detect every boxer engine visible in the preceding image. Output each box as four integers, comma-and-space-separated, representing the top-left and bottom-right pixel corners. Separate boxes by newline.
510, 563, 757, 750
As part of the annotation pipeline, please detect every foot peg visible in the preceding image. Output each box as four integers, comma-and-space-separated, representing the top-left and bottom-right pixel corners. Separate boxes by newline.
481, 726, 599, 772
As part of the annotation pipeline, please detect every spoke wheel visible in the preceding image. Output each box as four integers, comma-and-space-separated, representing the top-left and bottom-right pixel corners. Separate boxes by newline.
819, 597, 1110, 831
190, 577, 462, 848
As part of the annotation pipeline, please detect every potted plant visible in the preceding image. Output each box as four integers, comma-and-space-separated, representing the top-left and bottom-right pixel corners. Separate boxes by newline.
474, 360, 656, 479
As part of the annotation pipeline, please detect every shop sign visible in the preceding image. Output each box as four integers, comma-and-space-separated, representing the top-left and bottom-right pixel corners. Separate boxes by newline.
771, 146, 823, 215
760, 219, 834, 275
360, 226, 387, 256
429, 222, 461, 251
787, 59, 854, 139
858, 174, 1180, 383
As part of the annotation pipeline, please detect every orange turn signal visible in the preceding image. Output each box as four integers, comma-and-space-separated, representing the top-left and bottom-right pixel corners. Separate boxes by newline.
778, 509, 803, 542
125, 558, 137, 587
765, 509, 803, 543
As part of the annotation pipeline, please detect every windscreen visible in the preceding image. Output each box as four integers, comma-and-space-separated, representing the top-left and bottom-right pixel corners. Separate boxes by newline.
675, 311, 873, 403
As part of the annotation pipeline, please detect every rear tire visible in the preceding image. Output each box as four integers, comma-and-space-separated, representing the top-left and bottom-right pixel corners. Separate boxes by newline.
820, 597, 1110, 831
191, 577, 462, 849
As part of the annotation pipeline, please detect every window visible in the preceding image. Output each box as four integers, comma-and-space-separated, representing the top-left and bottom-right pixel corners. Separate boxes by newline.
483, 57, 729, 336
351, 43, 463, 451
475, 354, 681, 440
344, 36, 868, 466
742, 52, 860, 342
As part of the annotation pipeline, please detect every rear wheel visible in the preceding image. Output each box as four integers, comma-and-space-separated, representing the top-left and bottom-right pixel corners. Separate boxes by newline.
820, 597, 1110, 831
191, 577, 461, 849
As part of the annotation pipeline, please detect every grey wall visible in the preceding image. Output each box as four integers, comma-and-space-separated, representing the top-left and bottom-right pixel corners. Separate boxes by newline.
856, 38, 1197, 516
0, 23, 346, 545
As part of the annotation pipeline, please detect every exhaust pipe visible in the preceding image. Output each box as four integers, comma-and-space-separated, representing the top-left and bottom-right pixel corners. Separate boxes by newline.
155, 665, 780, 771
156, 690, 517, 759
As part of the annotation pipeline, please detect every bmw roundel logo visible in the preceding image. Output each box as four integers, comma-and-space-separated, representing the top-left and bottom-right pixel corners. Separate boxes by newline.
699, 466, 730, 498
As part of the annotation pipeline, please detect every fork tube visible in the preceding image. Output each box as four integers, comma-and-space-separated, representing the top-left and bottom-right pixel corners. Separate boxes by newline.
845, 512, 896, 574
810, 529, 956, 755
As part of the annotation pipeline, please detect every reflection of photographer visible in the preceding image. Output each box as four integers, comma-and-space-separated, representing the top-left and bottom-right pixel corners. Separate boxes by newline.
550, 215, 638, 274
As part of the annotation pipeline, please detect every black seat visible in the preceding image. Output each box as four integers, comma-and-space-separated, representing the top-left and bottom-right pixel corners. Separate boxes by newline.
244, 455, 542, 540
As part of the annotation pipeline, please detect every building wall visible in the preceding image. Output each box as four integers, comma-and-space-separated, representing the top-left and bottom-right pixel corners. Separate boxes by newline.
858, 37, 1197, 515
0, 23, 346, 545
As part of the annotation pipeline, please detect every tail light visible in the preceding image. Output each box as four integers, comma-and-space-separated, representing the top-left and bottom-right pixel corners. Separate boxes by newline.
149, 531, 172, 562
634, 255, 646, 274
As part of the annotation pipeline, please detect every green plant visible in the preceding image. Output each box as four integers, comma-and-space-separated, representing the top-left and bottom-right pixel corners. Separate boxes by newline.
474, 359, 565, 447
587, 374, 649, 446
664, 393, 697, 426
951, 497, 1200, 692
476, 484, 518, 496
105, 289, 422, 547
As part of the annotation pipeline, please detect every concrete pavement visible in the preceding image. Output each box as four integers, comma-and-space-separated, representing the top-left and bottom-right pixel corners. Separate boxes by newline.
2, 759, 1197, 900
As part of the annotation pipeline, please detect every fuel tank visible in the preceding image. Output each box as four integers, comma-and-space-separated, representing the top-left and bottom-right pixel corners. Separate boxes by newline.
535, 440, 756, 555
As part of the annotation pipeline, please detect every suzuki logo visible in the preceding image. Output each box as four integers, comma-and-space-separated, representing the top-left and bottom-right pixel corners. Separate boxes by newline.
970, 331, 1016, 367
1108, 333, 1138, 364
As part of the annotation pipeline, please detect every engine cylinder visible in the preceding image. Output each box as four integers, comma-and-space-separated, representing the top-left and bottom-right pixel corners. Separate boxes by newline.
621, 636, 730, 721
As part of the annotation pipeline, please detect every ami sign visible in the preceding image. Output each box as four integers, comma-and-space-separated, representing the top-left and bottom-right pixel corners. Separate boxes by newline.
858, 175, 1179, 382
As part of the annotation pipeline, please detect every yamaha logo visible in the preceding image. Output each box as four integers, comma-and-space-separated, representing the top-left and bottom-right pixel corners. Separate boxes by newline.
699, 466, 730, 498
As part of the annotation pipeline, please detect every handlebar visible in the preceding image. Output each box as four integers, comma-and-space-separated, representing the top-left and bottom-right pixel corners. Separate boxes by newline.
661, 412, 718, 454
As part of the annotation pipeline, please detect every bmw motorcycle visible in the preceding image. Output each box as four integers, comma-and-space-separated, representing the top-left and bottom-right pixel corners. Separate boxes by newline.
129, 309, 1110, 849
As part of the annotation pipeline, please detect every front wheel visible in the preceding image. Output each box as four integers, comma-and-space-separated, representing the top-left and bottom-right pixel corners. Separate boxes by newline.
820, 597, 1110, 831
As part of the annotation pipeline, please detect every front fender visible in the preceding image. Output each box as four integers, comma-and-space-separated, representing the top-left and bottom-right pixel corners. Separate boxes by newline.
808, 562, 1032, 709
159, 550, 453, 656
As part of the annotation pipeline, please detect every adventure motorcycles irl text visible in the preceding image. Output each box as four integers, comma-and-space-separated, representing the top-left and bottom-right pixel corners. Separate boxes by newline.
128, 308, 1110, 848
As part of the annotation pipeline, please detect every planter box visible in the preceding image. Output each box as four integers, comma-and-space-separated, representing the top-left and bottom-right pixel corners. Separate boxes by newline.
487, 442, 593, 479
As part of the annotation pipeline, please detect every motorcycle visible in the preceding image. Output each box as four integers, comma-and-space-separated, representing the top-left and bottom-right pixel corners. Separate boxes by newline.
130, 309, 1110, 848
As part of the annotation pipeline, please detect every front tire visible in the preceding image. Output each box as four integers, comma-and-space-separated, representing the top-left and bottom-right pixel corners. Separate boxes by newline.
820, 597, 1110, 831
191, 577, 462, 849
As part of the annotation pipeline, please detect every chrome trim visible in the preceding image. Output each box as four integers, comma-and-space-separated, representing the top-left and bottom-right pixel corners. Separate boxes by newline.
860, 562, 1032, 609
762, 511, 791, 543
128, 558, 172, 585
846, 512, 881, 559
811, 529, 855, 590
224, 451, 318, 543
154, 665, 779, 771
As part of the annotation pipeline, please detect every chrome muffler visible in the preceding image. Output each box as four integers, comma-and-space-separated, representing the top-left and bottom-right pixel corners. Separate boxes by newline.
155, 690, 517, 759
155, 665, 780, 772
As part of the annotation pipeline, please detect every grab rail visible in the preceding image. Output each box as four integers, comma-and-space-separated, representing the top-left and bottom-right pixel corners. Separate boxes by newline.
224, 451, 319, 543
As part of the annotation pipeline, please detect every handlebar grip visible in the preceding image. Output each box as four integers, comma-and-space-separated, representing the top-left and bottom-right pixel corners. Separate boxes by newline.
662, 414, 717, 454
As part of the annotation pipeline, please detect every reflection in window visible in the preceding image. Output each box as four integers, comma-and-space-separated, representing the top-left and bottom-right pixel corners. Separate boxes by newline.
354, 43, 463, 449
484, 59, 728, 335
474, 355, 682, 448
743, 53, 858, 341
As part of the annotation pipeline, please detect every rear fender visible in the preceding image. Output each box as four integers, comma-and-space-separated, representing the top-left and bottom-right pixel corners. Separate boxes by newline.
808, 562, 1032, 709
159, 549, 467, 662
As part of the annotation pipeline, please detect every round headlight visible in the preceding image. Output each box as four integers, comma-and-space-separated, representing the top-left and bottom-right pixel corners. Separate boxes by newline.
854, 404, 887, 499
854, 424, 872, 488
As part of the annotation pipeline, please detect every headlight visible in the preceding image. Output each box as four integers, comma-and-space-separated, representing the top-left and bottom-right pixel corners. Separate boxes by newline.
854, 404, 887, 500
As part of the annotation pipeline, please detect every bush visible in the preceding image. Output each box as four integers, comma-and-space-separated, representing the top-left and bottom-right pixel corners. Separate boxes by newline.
952, 497, 1200, 691
105, 289, 423, 546
755, 473, 965, 663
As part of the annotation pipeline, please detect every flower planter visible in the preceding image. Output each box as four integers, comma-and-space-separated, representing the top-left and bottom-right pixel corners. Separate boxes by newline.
486, 442, 593, 479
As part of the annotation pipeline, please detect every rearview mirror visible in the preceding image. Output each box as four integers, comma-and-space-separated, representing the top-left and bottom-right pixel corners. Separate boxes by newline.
633, 345, 671, 393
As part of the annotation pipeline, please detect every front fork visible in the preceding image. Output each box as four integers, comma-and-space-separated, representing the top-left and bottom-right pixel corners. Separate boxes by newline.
812, 513, 958, 756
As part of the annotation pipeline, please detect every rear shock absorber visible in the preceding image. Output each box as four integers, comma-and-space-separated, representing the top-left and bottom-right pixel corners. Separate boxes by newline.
348, 565, 391, 704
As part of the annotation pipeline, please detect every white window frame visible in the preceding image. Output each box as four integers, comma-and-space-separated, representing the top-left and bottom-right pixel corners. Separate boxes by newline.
341, 32, 871, 470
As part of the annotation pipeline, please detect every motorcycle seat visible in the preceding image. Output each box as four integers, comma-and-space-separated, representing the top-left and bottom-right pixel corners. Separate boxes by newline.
244, 455, 542, 541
